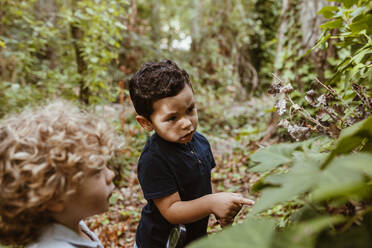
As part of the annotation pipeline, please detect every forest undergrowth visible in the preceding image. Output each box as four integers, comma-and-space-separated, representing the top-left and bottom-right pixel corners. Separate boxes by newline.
1, 0, 371, 247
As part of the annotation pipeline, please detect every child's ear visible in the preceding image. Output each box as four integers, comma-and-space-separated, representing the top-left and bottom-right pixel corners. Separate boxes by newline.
136, 115, 154, 132
46, 202, 65, 213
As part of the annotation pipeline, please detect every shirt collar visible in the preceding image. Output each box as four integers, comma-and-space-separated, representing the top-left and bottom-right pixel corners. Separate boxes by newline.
44, 221, 102, 248
153, 132, 195, 150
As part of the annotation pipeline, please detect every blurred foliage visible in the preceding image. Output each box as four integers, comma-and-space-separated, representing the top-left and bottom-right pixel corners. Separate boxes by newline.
0, 0, 127, 115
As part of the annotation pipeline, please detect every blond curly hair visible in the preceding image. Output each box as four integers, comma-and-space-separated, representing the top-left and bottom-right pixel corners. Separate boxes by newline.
0, 100, 118, 246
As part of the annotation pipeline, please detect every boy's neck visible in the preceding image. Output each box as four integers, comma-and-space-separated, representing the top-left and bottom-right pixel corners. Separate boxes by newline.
53, 213, 89, 240
154, 132, 193, 147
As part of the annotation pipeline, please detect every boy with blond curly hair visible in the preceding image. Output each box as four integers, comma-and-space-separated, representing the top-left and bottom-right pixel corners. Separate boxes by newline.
0, 100, 118, 248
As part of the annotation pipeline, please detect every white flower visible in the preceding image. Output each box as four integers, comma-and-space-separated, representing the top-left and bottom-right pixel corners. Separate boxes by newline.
275, 98, 287, 116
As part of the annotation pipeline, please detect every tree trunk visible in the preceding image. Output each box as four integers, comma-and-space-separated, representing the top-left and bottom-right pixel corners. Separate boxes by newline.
150, 0, 160, 45
35, 0, 58, 70
273, 0, 333, 87
299, 0, 333, 83
190, 0, 201, 53
70, 1, 89, 104
128, 0, 137, 32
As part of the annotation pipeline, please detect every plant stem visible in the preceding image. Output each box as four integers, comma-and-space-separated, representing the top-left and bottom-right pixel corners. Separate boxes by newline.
315, 78, 357, 116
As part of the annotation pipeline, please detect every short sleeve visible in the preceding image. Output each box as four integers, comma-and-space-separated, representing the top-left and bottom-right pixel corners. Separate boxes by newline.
209, 147, 216, 169
137, 151, 178, 200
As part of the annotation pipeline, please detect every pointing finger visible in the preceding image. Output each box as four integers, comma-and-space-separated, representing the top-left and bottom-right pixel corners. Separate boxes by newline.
240, 198, 255, 206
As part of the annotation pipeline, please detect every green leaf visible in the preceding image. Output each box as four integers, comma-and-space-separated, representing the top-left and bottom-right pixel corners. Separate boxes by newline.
90, 56, 99, 63
321, 115, 372, 169
330, 153, 372, 176
320, 18, 343, 30
250, 143, 300, 172
311, 157, 366, 201
350, 14, 372, 33
0, 40, 5, 48
317, 223, 372, 248
250, 162, 320, 214
272, 215, 345, 248
188, 217, 276, 248
318, 6, 339, 19
352, 46, 372, 64
310, 33, 331, 54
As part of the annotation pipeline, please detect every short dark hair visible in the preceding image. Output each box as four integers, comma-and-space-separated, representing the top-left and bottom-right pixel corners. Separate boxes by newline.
129, 60, 192, 120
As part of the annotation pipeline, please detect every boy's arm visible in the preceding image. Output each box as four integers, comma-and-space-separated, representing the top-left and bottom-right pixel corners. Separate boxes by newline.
153, 191, 253, 224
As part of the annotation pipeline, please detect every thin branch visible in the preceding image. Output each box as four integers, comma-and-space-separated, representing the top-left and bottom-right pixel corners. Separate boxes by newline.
272, 73, 285, 83
286, 95, 328, 129
315, 77, 357, 116
340, 205, 372, 233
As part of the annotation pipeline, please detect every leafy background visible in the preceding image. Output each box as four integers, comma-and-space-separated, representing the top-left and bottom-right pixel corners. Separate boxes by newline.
0, 0, 371, 247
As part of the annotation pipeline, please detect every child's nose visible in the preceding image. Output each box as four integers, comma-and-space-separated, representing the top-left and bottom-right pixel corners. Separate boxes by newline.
181, 117, 192, 129
106, 167, 115, 183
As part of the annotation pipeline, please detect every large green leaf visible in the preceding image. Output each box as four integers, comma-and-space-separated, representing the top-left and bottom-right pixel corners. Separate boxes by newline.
250, 150, 329, 214
321, 115, 372, 169
311, 153, 372, 201
338, 115, 372, 141
250, 161, 320, 214
250, 143, 300, 172
188, 218, 276, 248
272, 215, 345, 248
331, 153, 372, 176
317, 224, 372, 248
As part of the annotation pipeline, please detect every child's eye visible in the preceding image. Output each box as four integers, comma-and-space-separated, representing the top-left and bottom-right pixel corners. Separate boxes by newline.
168, 116, 177, 122
187, 105, 195, 113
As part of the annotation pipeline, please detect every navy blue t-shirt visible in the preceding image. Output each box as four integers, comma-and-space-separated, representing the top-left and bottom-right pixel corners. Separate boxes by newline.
135, 131, 216, 248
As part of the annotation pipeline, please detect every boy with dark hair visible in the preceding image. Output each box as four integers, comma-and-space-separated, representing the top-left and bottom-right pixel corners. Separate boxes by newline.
129, 60, 254, 247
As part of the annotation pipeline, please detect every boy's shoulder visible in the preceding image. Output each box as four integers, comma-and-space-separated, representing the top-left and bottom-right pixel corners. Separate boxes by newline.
138, 134, 169, 163
193, 131, 210, 143
27, 240, 76, 248
26, 221, 102, 248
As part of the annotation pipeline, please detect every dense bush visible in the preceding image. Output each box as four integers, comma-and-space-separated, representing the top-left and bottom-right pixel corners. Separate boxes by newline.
191, 1, 372, 247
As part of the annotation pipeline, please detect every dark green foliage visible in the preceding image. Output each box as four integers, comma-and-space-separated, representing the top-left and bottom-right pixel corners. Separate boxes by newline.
191, 1, 372, 245
192, 114, 372, 247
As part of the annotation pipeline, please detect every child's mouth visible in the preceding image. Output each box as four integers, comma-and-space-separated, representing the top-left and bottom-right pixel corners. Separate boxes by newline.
107, 187, 115, 200
181, 131, 194, 141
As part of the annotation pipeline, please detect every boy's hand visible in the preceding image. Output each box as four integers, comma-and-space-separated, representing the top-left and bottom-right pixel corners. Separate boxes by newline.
216, 217, 234, 228
210, 192, 254, 221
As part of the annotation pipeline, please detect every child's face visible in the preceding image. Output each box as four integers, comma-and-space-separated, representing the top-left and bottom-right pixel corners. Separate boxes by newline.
149, 84, 198, 143
62, 164, 115, 219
